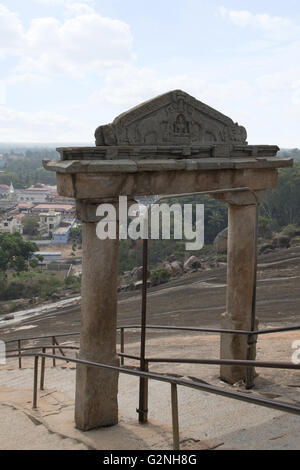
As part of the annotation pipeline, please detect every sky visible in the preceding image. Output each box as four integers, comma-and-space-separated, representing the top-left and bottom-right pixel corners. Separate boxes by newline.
0, 0, 300, 146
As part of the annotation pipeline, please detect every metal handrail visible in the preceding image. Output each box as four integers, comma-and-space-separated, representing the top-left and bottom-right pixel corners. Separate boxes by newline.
4, 323, 300, 346
6, 351, 300, 451
3, 325, 300, 450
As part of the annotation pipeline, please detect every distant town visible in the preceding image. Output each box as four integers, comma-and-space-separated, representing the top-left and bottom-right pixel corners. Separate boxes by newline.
0, 180, 77, 259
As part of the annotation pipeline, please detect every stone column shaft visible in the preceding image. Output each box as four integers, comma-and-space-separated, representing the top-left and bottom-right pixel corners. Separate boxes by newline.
220, 203, 258, 384
75, 204, 119, 430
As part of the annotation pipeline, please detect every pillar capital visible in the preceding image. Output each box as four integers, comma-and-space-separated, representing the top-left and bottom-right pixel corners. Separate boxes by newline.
76, 199, 119, 223
213, 189, 266, 206
76, 198, 136, 223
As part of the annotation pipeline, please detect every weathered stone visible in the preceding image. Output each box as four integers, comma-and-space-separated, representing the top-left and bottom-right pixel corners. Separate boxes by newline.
75, 217, 119, 431
130, 266, 142, 282
95, 90, 248, 147
170, 261, 183, 276
213, 228, 228, 254
163, 262, 173, 275
272, 234, 291, 249
43, 90, 293, 429
184, 256, 201, 272
3, 314, 14, 321
220, 203, 258, 384
54, 168, 281, 201
259, 243, 275, 255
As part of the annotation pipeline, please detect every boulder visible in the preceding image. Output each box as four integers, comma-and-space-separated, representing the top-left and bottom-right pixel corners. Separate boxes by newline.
4, 314, 14, 321
184, 256, 201, 272
134, 280, 151, 290
272, 235, 291, 249
259, 243, 275, 255
213, 228, 228, 254
170, 261, 183, 276
51, 293, 61, 301
131, 266, 143, 282
163, 262, 173, 275
163, 260, 183, 277
131, 266, 150, 282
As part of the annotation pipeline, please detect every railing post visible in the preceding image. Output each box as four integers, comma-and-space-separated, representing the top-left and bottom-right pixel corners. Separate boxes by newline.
33, 355, 39, 409
246, 203, 259, 390
171, 383, 180, 450
40, 348, 46, 391
138, 361, 149, 424
138, 239, 149, 424
120, 328, 125, 366
18, 340, 22, 369
52, 337, 56, 367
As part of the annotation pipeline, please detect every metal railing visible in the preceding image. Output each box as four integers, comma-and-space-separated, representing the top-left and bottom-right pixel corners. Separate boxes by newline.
5, 349, 300, 450
3, 323, 300, 450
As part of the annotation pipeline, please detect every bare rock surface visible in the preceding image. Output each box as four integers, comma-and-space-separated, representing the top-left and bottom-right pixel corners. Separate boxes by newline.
0, 330, 299, 450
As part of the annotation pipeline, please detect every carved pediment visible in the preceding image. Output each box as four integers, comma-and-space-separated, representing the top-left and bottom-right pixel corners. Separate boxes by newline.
95, 90, 247, 146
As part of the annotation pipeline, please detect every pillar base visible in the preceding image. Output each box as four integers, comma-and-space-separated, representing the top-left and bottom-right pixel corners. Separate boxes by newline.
220, 313, 259, 385
75, 354, 119, 431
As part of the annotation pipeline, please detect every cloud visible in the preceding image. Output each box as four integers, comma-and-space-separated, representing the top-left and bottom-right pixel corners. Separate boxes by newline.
0, 80, 6, 105
0, 105, 91, 141
33, 0, 93, 5
0, 3, 134, 79
88, 60, 300, 147
90, 65, 255, 110
64, 2, 95, 17
219, 7, 297, 41
0, 4, 23, 57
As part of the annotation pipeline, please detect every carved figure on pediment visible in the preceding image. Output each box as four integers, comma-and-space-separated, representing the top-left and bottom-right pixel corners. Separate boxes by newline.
231, 123, 247, 143
174, 114, 190, 136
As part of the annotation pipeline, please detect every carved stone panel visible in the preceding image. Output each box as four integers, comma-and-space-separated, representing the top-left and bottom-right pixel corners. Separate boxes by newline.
95, 90, 247, 146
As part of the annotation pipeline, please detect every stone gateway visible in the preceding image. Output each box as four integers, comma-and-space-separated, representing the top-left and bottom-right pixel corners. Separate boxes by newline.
44, 90, 293, 430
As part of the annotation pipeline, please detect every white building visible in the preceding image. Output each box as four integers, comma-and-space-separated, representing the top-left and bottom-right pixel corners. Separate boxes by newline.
39, 211, 61, 237
33, 204, 75, 217
17, 184, 56, 204
0, 215, 23, 234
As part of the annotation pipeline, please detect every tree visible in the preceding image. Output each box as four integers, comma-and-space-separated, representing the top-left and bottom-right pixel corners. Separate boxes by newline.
150, 267, 171, 286
258, 216, 272, 239
261, 163, 300, 228
70, 225, 82, 244
22, 216, 40, 236
0, 233, 38, 273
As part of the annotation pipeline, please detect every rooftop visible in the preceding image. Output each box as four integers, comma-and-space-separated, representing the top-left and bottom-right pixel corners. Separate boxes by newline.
34, 204, 74, 211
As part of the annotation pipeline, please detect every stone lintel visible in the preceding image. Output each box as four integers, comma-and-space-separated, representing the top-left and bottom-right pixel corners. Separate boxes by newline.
55, 168, 279, 200
55, 144, 280, 161
43, 156, 292, 174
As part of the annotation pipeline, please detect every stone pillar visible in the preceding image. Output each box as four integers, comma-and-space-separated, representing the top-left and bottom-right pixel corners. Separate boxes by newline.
75, 201, 119, 430
214, 191, 263, 385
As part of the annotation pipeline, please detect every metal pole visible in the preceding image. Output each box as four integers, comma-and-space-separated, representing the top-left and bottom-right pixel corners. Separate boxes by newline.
138, 238, 149, 423
18, 340, 22, 369
120, 328, 125, 366
52, 336, 56, 367
33, 356, 39, 409
171, 383, 180, 450
40, 349, 46, 390
246, 203, 259, 389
